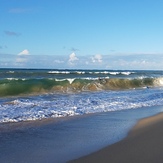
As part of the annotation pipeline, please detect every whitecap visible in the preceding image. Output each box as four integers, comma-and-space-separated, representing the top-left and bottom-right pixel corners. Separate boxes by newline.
109, 72, 119, 75
76, 71, 85, 74
121, 72, 131, 75
48, 71, 60, 74
67, 78, 75, 84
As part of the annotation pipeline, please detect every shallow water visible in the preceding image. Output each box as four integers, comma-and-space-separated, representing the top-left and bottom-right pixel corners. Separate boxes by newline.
0, 105, 162, 163
1, 87, 163, 123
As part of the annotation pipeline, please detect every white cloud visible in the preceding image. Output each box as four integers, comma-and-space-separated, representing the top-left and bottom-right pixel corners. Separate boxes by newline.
1, 52, 163, 70
68, 52, 79, 64
16, 49, 30, 66
18, 49, 30, 56
91, 54, 103, 63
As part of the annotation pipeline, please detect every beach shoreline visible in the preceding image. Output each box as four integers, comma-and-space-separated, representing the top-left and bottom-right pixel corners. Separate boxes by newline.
0, 106, 163, 163
0, 113, 91, 133
70, 112, 163, 163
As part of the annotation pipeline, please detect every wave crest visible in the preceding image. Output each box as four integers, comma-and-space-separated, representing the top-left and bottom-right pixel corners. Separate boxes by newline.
0, 77, 162, 97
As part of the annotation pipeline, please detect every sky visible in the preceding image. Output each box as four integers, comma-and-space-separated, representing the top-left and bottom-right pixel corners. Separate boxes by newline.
1, 0, 163, 70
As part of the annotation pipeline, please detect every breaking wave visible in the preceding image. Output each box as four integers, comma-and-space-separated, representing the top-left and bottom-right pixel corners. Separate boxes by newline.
0, 77, 163, 97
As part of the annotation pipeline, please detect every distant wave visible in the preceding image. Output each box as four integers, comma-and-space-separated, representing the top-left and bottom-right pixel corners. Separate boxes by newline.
47, 70, 135, 75
0, 77, 163, 97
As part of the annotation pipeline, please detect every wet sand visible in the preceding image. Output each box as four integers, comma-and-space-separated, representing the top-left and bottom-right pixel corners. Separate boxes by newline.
0, 106, 163, 163
0, 109, 138, 163
70, 112, 163, 163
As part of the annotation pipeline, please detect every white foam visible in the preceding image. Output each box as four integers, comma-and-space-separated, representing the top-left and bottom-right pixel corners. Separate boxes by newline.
156, 78, 163, 85
7, 71, 14, 74
100, 71, 109, 74
55, 78, 75, 84
121, 72, 131, 75
82, 77, 98, 80
6, 78, 19, 80
55, 79, 66, 82
48, 71, 70, 74
1, 88, 163, 123
48, 71, 60, 74
109, 72, 120, 75
67, 78, 75, 84
75, 71, 85, 74
94, 72, 100, 74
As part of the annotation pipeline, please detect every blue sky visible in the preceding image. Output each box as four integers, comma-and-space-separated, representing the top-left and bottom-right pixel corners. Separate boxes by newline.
1, 0, 163, 69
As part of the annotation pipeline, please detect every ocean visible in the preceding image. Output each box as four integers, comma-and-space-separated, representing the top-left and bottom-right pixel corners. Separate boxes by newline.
0, 68, 163, 123
0, 69, 163, 162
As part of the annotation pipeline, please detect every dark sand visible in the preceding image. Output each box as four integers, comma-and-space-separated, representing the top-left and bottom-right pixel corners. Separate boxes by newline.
70, 113, 163, 163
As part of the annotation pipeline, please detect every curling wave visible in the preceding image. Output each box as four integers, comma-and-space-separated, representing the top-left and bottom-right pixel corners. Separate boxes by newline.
0, 77, 163, 97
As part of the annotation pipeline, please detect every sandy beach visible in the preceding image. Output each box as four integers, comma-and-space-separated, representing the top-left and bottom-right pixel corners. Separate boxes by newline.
70, 112, 163, 163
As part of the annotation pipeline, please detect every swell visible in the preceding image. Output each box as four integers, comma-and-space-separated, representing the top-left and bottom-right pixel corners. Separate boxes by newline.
0, 77, 163, 97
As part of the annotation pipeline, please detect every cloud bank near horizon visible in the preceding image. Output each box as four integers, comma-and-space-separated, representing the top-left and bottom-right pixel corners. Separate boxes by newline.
0, 52, 163, 70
